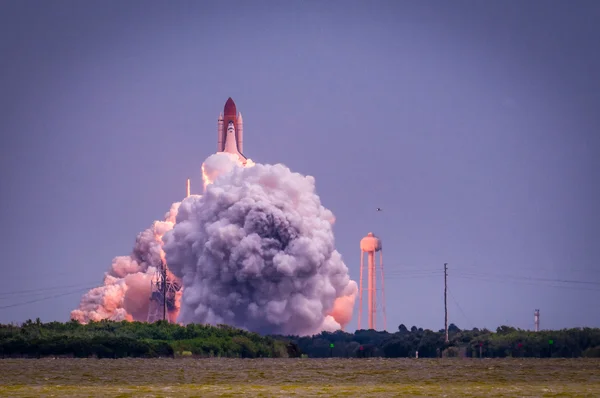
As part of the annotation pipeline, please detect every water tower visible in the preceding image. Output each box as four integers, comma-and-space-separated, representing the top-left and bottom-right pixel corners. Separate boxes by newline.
359, 232, 387, 330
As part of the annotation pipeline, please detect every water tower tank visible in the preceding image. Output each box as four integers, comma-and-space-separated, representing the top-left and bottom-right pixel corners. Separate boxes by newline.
360, 232, 381, 252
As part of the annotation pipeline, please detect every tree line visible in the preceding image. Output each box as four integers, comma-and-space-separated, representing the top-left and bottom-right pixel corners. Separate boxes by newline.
1, 319, 599, 359
0, 319, 295, 359
283, 324, 600, 358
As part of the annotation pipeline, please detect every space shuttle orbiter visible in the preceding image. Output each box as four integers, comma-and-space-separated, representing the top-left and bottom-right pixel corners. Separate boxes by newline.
217, 97, 247, 165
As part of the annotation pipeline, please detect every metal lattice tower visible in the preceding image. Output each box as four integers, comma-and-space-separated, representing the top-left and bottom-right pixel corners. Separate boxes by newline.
147, 259, 181, 323
534, 309, 540, 332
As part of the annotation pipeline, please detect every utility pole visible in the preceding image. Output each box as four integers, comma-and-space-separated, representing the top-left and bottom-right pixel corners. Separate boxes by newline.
444, 263, 449, 343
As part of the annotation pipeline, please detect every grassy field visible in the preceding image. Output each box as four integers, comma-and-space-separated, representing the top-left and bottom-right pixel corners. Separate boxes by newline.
1, 358, 599, 397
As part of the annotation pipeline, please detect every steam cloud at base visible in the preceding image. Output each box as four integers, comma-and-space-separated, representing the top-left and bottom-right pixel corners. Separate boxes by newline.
72, 152, 357, 336
70, 202, 182, 323
164, 153, 357, 336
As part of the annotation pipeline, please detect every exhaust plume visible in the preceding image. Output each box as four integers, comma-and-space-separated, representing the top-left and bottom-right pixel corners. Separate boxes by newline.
71, 202, 182, 323
72, 152, 357, 335
164, 153, 357, 336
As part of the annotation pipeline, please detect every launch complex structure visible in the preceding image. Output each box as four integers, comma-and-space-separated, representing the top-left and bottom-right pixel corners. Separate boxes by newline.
147, 260, 181, 323
147, 97, 248, 323
358, 232, 387, 331
146, 177, 193, 323
145, 98, 389, 332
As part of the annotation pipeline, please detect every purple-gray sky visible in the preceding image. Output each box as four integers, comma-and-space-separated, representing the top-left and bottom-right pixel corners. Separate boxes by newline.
1, 0, 599, 332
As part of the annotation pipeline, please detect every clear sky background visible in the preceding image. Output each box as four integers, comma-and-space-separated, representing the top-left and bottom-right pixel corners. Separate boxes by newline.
1, 0, 599, 332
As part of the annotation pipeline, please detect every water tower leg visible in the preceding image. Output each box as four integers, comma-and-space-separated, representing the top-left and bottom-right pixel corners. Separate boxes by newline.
368, 250, 375, 330
379, 250, 387, 331
358, 251, 364, 330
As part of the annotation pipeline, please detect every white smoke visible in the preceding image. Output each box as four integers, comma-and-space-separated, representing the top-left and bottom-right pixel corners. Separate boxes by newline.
71, 203, 182, 323
72, 152, 357, 334
164, 153, 357, 336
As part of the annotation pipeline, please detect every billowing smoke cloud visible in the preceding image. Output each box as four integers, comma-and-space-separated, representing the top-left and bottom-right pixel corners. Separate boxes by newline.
71, 202, 182, 323
72, 151, 357, 335
164, 153, 357, 336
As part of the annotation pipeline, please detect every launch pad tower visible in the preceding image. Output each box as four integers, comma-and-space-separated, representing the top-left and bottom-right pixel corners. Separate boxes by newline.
358, 232, 387, 331
147, 259, 181, 323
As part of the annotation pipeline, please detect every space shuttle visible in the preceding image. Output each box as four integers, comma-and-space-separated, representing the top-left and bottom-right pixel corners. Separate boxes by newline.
217, 97, 247, 165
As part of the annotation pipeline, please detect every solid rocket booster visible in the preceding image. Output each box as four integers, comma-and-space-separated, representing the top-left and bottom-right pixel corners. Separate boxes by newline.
217, 97, 247, 165
186, 178, 190, 198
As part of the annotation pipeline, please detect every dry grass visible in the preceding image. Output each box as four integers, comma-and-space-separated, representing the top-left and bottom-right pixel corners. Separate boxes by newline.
1, 358, 599, 397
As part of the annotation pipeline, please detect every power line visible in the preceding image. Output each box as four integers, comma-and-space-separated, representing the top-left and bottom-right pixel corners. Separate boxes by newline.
0, 287, 96, 310
385, 266, 441, 271
454, 263, 600, 274
366, 265, 600, 291
372, 267, 600, 285
385, 272, 441, 278
453, 274, 600, 292
0, 282, 101, 299
385, 269, 442, 274
382, 265, 600, 287
453, 270, 600, 286
447, 286, 472, 329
